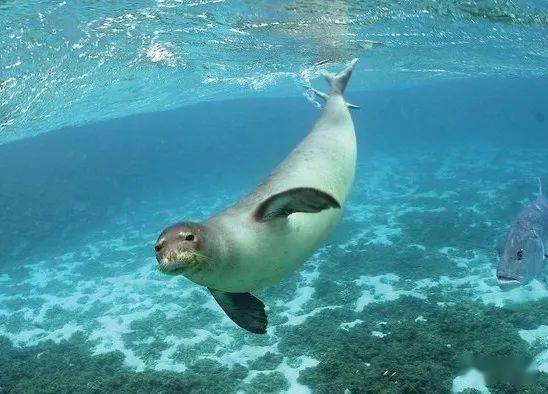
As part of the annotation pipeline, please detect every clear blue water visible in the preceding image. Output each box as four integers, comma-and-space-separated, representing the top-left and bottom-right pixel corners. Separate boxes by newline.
1, 1, 548, 393
1, 0, 547, 143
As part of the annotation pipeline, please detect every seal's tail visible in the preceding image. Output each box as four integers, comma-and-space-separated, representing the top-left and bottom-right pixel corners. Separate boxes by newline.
321, 58, 358, 95
310, 58, 359, 109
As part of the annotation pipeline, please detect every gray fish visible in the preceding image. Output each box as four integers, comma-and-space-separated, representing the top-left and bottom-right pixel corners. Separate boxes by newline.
497, 179, 548, 288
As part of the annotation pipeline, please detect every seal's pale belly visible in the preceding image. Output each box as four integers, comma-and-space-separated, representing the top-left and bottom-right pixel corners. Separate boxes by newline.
203, 99, 357, 292
238, 209, 343, 291
204, 200, 344, 293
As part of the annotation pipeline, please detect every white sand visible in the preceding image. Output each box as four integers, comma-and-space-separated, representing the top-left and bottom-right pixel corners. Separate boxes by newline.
518, 325, 548, 373
451, 368, 490, 393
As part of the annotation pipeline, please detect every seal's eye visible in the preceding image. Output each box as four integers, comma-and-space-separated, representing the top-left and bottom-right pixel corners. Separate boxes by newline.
516, 249, 524, 261
154, 240, 164, 252
185, 234, 195, 241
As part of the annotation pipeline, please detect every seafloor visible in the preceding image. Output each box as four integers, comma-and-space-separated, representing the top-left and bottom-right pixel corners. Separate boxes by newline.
1, 146, 547, 393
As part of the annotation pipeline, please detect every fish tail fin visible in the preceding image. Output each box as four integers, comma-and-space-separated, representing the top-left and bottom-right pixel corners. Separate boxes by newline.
321, 58, 358, 96
538, 177, 543, 196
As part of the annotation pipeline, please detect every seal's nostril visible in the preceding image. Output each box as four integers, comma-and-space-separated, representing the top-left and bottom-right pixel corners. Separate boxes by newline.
155, 243, 162, 252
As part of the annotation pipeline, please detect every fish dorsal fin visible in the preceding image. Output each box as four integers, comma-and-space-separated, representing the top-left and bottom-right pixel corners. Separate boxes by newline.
254, 187, 340, 222
208, 288, 267, 334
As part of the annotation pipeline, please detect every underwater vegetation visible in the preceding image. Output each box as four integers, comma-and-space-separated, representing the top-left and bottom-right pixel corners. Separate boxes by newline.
1, 297, 547, 393
1, 137, 548, 392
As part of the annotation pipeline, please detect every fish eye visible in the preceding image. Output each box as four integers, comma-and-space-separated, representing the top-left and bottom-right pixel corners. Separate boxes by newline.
516, 249, 524, 261
185, 234, 195, 241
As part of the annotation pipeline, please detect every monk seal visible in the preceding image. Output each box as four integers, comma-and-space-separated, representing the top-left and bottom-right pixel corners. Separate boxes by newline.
155, 59, 359, 333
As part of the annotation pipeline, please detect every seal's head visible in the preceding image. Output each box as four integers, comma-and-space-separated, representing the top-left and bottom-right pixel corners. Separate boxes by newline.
155, 222, 207, 275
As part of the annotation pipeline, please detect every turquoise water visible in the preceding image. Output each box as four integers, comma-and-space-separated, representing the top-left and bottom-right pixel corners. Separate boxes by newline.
1, 1, 548, 393
1, 0, 547, 143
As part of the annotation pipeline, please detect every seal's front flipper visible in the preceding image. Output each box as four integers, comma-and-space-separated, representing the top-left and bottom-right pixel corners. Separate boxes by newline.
208, 288, 267, 334
254, 187, 340, 222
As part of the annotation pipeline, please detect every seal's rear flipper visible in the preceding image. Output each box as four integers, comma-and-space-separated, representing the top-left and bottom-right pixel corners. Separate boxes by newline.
321, 58, 358, 95
306, 58, 359, 109
208, 288, 267, 334
254, 187, 340, 222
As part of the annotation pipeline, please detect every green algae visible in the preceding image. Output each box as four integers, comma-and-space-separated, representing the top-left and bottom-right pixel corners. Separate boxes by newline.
248, 352, 284, 371
278, 296, 548, 393
14, 296, 545, 393
0, 335, 248, 394
247, 372, 289, 393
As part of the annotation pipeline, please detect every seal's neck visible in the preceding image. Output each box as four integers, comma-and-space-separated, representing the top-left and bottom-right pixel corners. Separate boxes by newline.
200, 222, 228, 264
